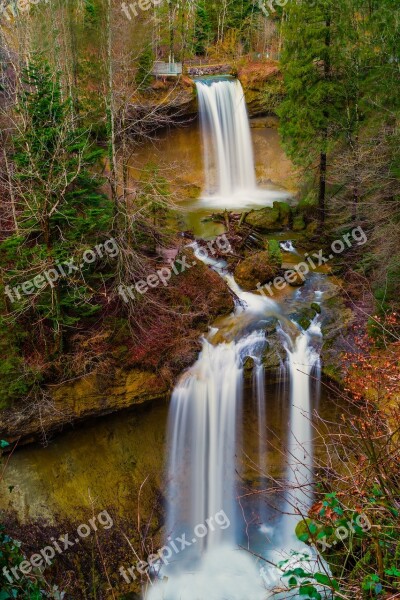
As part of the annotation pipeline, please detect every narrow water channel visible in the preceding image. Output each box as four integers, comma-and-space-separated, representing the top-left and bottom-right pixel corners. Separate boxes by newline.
146, 78, 326, 600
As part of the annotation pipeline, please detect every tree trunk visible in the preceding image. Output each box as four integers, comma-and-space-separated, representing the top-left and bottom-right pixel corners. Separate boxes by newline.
318, 151, 327, 225
318, 13, 331, 227
169, 2, 175, 59
105, 0, 118, 208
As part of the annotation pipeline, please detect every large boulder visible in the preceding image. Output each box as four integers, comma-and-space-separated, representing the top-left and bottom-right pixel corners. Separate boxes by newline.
245, 206, 280, 231
244, 201, 292, 232
234, 250, 281, 291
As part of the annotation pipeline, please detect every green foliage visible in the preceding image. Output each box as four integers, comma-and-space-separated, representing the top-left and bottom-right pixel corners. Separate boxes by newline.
83, 0, 100, 25
0, 524, 65, 599
0, 319, 42, 408
194, 1, 211, 55
0, 57, 115, 401
278, 0, 343, 167
292, 490, 400, 598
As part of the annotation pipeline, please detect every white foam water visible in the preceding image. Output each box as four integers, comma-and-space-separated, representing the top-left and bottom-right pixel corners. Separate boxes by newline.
280, 320, 322, 546
146, 331, 269, 600
280, 240, 296, 253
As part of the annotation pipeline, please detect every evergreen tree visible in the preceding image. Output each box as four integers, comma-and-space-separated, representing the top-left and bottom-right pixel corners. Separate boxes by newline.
0, 58, 114, 402
194, 1, 211, 55
278, 0, 343, 225
135, 46, 154, 89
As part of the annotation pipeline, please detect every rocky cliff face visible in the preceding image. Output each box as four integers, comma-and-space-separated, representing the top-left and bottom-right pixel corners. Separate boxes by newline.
238, 61, 284, 117
0, 368, 170, 446
135, 60, 283, 121
0, 251, 234, 446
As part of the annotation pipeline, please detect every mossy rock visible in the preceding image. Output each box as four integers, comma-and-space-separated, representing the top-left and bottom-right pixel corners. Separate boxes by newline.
234, 250, 281, 291
262, 347, 282, 369
268, 239, 283, 267
322, 364, 342, 384
298, 316, 311, 330
293, 307, 315, 330
311, 302, 322, 314
244, 202, 293, 232
244, 206, 281, 231
292, 214, 306, 231
243, 356, 255, 372
297, 193, 317, 212
305, 221, 319, 238
273, 201, 292, 227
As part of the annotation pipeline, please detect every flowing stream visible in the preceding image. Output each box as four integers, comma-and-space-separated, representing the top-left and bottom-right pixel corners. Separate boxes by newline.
147, 77, 323, 600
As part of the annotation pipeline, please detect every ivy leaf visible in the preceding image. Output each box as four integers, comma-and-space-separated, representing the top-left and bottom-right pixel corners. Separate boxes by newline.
299, 584, 321, 599
309, 522, 318, 534
0, 440, 10, 449
314, 573, 339, 590
285, 567, 312, 578
385, 567, 400, 577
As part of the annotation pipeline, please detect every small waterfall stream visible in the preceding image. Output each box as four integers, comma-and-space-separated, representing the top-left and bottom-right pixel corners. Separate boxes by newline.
147, 78, 322, 600
280, 322, 322, 547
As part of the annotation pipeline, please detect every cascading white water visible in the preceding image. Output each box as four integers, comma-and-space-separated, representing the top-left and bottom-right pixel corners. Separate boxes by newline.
196, 78, 256, 199
146, 255, 276, 600
280, 240, 296, 253
254, 360, 267, 481
280, 319, 322, 546
147, 331, 270, 600
167, 339, 241, 551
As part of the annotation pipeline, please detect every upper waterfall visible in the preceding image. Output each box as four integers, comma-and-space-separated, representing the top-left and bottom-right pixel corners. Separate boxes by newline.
196, 78, 256, 198
195, 77, 290, 208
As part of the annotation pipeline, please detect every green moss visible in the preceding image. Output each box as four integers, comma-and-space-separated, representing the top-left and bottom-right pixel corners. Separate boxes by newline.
273, 201, 292, 227
298, 316, 311, 330
234, 250, 281, 290
268, 239, 283, 267
292, 214, 306, 231
245, 206, 281, 231
322, 364, 343, 384
311, 302, 322, 314
297, 192, 317, 214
